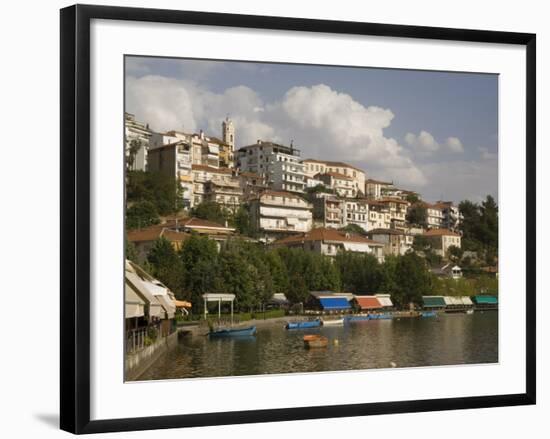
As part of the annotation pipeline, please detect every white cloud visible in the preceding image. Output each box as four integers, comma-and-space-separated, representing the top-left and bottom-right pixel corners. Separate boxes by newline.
405, 131, 465, 155
478, 146, 497, 160
419, 158, 497, 203
126, 80, 430, 186
405, 130, 440, 153
445, 137, 464, 153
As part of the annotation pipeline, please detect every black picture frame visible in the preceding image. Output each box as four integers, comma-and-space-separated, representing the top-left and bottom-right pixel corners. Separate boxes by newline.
60, 4, 536, 434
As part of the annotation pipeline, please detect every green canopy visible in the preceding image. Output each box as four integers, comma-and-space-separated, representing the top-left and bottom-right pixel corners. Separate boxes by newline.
423, 296, 446, 307
473, 295, 498, 304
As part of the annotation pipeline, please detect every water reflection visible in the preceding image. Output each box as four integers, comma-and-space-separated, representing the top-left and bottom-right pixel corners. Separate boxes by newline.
138, 312, 498, 380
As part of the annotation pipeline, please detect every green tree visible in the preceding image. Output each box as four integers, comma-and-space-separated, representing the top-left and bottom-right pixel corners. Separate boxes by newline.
406, 203, 427, 226
126, 200, 160, 229
447, 245, 463, 263
147, 237, 185, 299
392, 253, 432, 307
126, 170, 180, 216
127, 139, 142, 169
339, 224, 367, 235
190, 201, 228, 225
405, 193, 420, 204
125, 238, 139, 263
179, 234, 220, 311
233, 205, 257, 237
412, 235, 432, 253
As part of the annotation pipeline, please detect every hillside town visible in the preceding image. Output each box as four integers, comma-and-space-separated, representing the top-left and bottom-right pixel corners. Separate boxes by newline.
126, 112, 464, 260
124, 111, 499, 380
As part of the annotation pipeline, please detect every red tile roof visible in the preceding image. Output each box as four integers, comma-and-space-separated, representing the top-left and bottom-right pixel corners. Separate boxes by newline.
317, 172, 354, 181
365, 178, 393, 185
127, 225, 189, 242
423, 228, 461, 237
273, 227, 383, 246
181, 217, 233, 230
303, 158, 365, 173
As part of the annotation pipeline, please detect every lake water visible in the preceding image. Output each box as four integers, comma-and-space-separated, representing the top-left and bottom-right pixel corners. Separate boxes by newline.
138, 311, 498, 380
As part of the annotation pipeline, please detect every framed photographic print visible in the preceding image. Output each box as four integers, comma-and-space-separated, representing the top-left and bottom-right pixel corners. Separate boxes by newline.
60, 4, 536, 434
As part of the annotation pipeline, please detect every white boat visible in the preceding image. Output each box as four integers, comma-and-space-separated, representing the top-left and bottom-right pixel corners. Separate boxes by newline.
466, 309, 474, 315
321, 318, 344, 326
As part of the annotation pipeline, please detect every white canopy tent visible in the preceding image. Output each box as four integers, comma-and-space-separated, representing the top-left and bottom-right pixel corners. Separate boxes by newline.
125, 281, 145, 319
202, 293, 236, 323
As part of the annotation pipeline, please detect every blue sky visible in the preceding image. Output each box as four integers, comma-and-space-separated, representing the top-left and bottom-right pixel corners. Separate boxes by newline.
125, 56, 498, 203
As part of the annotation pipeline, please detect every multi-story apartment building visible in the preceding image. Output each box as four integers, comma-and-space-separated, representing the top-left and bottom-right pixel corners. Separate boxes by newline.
377, 198, 410, 231
147, 140, 194, 208
435, 201, 462, 232
422, 202, 445, 229
365, 200, 392, 230
364, 178, 394, 200
191, 164, 242, 210
315, 172, 357, 198
342, 198, 369, 231
271, 227, 384, 262
236, 140, 306, 193
237, 171, 268, 200
303, 159, 366, 196
125, 112, 152, 171
423, 228, 462, 257
366, 228, 414, 256
311, 193, 344, 229
248, 190, 313, 241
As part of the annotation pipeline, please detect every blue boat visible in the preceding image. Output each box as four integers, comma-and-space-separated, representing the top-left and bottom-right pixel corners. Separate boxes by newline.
285, 319, 322, 329
345, 315, 371, 322
368, 313, 393, 320
421, 311, 437, 318
209, 326, 257, 337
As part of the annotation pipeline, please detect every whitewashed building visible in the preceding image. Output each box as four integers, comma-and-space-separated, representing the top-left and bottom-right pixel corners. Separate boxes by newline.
435, 201, 462, 232
191, 164, 242, 210
303, 159, 366, 196
422, 202, 445, 229
364, 178, 394, 200
125, 112, 152, 171
248, 190, 313, 240
366, 228, 414, 256
271, 227, 384, 262
237, 140, 306, 193
423, 228, 462, 258
341, 198, 369, 231
315, 172, 357, 198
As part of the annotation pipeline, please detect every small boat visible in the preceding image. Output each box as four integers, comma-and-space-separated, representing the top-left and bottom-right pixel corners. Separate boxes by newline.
345, 315, 370, 322
368, 313, 393, 320
285, 319, 322, 330
322, 318, 344, 326
209, 326, 257, 338
466, 309, 474, 315
303, 334, 328, 349
420, 311, 437, 318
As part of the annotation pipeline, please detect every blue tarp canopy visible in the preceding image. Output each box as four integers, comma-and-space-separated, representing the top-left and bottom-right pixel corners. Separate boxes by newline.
319, 297, 351, 310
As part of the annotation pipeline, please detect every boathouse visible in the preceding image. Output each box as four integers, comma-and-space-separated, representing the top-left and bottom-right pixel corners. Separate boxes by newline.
472, 295, 498, 310
353, 295, 383, 311
422, 296, 446, 310
375, 294, 394, 310
309, 291, 352, 313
